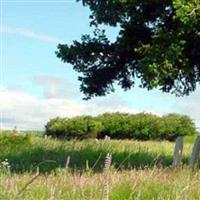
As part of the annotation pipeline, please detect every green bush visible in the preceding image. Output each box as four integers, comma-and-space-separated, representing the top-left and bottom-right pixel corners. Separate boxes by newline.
96, 113, 166, 140
128, 113, 165, 140
45, 117, 68, 138
0, 132, 30, 150
45, 116, 102, 139
161, 114, 197, 140
45, 113, 197, 140
96, 113, 132, 139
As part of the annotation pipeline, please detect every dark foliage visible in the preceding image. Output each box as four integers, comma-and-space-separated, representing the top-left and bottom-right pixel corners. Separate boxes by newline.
56, 0, 200, 99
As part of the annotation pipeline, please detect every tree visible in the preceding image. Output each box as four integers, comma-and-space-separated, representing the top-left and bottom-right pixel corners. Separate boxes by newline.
56, 0, 200, 99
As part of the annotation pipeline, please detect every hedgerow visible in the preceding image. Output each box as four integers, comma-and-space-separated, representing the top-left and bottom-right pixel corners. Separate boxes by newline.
45, 113, 197, 140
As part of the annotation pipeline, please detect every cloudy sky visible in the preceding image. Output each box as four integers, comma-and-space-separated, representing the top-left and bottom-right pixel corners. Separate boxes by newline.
1, 0, 200, 130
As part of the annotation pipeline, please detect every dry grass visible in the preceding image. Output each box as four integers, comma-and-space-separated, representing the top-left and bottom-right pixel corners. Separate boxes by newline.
1, 167, 200, 200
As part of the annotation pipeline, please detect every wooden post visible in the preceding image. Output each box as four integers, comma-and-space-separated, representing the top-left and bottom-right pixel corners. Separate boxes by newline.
189, 136, 200, 167
172, 136, 183, 167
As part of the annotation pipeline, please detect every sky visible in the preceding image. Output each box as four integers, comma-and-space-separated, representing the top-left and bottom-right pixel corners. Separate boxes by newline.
1, 0, 200, 130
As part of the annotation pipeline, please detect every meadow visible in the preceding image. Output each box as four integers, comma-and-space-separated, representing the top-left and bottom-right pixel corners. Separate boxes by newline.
0, 130, 200, 200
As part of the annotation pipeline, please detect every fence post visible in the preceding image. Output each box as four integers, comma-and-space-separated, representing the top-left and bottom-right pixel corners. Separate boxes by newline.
172, 136, 183, 167
189, 136, 200, 167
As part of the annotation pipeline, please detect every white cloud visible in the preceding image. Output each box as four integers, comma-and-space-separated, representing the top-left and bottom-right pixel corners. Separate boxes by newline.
1, 26, 64, 44
0, 86, 140, 130
33, 75, 76, 99
2, 84, 199, 131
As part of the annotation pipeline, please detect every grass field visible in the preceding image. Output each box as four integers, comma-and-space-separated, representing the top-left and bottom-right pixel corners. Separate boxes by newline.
0, 130, 200, 200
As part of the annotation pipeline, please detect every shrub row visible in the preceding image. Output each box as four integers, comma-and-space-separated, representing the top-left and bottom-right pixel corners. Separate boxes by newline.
45, 113, 197, 140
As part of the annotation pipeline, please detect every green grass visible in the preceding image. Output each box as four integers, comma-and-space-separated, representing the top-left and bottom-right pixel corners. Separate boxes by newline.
0, 131, 200, 200
184, 134, 198, 144
0, 131, 198, 172
0, 135, 192, 173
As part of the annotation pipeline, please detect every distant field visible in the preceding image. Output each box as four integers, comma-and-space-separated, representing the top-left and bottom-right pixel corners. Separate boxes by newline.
0, 129, 45, 136
0, 131, 200, 199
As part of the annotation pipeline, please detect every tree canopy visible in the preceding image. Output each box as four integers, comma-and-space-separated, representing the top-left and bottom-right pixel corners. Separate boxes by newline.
56, 0, 200, 99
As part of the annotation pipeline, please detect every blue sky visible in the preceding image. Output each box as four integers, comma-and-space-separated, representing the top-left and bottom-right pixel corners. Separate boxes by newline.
1, 0, 200, 130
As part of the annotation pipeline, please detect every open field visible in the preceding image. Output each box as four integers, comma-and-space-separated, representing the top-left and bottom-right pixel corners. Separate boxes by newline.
0, 131, 200, 200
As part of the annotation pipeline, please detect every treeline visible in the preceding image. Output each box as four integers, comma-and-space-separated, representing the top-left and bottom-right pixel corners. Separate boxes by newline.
45, 113, 197, 141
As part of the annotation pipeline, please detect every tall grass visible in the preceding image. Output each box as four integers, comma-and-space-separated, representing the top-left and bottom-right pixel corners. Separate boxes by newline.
0, 135, 194, 173
1, 167, 200, 200
0, 131, 200, 200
